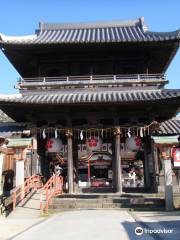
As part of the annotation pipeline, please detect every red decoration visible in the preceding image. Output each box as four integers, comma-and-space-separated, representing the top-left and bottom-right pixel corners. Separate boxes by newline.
46, 139, 53, 150
135, 137, 142, 146
172, 147, 180, 167
87, 137, 98, 147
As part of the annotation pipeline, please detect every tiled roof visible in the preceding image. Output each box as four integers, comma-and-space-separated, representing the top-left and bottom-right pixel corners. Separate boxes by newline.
158, 118, 180, 135
0, 18, 179, 45
7, 138, 32, 148
0, 123, 27, 138
0, 89, 179, 105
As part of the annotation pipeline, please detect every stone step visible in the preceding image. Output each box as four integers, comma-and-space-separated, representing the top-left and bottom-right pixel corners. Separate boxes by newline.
56, 193, 166, 199
49, 195, 165, 211
52, 197, 164, 204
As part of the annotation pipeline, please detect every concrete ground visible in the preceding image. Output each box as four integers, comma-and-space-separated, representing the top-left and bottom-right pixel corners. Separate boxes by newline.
132, 211, 180, 240
0, 192, 180, 240
9, 210, 155, 240
0, 191, 45, 240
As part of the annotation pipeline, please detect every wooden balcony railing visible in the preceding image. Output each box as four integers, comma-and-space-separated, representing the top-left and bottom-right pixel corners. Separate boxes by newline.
16, 74, 167, 90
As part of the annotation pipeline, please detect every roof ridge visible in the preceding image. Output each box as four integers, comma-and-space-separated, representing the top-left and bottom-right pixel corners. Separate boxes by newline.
39, 17, 143, 30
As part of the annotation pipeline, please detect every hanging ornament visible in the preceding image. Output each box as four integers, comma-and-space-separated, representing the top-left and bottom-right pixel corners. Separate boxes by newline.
55, 128, 58, 139
42, 129, 46, 139
101, 129, 104, 138
136, 128, 139, 137
127, 128, 131, 138
80, 130, 84, 140
140, 127, 143, 138
143, 127, 146, 136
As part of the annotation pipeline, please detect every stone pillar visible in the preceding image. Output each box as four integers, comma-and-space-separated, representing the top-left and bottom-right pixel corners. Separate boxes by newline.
66, 129, 74, 194
177, 170, 180, 186
0, 153, 4, 195
113, 127, 122, 193
161, 145, 174, 211
16, 160, 24, 187
164, 159, 174, 211
32, 133, 38, 175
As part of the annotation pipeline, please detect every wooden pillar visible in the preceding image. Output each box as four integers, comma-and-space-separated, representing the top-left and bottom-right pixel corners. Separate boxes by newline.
144, 137, 150, 188
113, 127, 122, 193
32, 133, 38, 175
66, 129, 74, 194
154, 145, 159, 175
73, 137, 78, 192
111, 136, 116, 189
153, 143, 160, 193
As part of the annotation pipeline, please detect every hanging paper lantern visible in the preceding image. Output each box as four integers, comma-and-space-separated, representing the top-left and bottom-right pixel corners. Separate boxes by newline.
126, 136, 142, 151
86, 136, 102, 152
46, 138, 63, 152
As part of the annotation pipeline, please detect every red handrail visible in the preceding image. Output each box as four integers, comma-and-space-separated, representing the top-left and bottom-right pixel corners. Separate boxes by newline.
40, 174, 63, 213
12, 175, 42, 211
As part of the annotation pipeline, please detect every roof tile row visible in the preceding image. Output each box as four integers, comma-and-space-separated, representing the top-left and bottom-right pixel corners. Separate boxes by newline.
0, 18, 179, 44
0, 89, 179, 104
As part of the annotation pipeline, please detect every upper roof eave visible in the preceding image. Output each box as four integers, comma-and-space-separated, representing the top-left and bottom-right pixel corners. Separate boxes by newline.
0, 89, 179, 105
0, 17, 179, 45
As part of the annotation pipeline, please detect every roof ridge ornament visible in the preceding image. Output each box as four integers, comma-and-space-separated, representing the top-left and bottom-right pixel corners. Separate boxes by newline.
40, 18, 142, 30
139, 16, 148, 32
39, 21, 44, 32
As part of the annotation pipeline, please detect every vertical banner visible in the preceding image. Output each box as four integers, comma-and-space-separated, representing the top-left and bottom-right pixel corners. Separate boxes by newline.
16, 160, 24, 187
172, 147, 180, 167
0, 154, 4, 195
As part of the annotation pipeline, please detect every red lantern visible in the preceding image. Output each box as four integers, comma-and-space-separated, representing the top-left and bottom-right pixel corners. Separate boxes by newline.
86, 137, 102, 152
46, 138, 63, 153
126, 136, 142, 151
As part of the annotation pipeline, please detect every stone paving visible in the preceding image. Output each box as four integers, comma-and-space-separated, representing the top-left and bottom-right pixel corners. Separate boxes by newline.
10, 210, 154, 240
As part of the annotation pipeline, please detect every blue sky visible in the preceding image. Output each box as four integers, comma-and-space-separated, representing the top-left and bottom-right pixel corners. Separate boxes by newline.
0, 0, 180, 93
